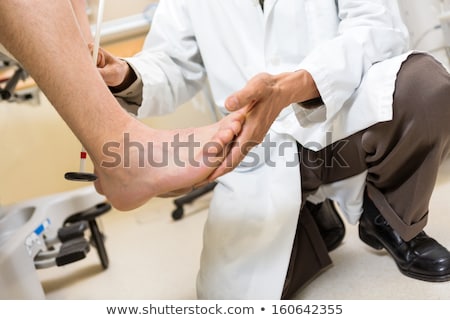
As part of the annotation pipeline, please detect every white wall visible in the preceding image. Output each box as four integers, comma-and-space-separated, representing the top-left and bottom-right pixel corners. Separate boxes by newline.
87, 0, 158, 22
397, 0, 450, 67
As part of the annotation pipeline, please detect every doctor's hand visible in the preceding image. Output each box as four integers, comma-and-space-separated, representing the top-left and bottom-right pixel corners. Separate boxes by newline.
208, 70, 320, 181
89, 44, 135, 89
207, 73, 291, 180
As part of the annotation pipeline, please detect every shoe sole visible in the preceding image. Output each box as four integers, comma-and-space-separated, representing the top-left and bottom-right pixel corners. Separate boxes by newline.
359, 227, 450, 282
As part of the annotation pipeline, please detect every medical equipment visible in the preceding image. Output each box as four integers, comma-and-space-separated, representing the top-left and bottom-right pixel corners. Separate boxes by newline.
0, 52, 27, 101
64, 149, 97, 181
0, 49, 40, 104
0, 186, 110, 299
65, 0, 105, 182
171, 182, 217, 220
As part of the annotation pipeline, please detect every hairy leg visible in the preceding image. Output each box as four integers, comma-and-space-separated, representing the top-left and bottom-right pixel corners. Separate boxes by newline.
0, 0, 245, 210
69, 0, 94, 43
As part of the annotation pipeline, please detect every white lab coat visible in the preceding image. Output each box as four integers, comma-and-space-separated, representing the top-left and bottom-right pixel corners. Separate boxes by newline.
127, 0, 413, 299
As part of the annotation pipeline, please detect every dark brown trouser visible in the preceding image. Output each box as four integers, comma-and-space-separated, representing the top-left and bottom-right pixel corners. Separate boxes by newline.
282, 53, 450, 299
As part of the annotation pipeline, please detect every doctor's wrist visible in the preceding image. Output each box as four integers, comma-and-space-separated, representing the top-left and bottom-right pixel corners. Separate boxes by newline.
109, 61, 137, 94
279, 69, 320, 107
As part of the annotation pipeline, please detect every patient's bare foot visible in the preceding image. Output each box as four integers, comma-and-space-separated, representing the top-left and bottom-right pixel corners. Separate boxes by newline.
93, 110, 245, 210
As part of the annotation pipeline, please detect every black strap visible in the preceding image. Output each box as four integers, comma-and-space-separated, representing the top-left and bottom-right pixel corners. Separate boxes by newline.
259, 0, 264, 10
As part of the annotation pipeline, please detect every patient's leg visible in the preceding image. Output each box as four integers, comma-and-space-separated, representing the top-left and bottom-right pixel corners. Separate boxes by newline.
0, 0, 245, 210
69, 0, 94, 43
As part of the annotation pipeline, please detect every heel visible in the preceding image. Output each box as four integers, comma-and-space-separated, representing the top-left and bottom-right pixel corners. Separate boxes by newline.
359, 225, 383, 250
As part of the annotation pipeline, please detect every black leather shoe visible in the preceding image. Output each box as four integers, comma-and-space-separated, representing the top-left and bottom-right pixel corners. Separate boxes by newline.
359, 192, 450, 282
307, 199, 345, 252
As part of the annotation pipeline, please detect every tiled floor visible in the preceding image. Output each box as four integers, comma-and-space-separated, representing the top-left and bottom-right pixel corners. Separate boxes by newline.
37, 159, 450, 300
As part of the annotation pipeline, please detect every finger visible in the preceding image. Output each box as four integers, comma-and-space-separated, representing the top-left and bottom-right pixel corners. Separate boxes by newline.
207, 142, 245, 181
89, 44, 105, 67
96, 48, 106, 67
207, 151, 237, 181
225, 77, 267, 112
225, 83, 262, 111
200, 130, 233, 169
87, 43, 101, 66
208, 127, 260, 181
203, 108, 246, 159
225, 90, 257, 112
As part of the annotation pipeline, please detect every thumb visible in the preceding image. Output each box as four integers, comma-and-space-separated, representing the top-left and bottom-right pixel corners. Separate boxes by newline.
88, 43, 105, 67
225, 95, 242, 112
225, 85, 259, 112
96, 48, 106, 68
225, 93, 256, 112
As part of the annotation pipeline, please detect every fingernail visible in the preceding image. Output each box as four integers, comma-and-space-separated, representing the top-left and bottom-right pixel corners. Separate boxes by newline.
226, 96, 239, 111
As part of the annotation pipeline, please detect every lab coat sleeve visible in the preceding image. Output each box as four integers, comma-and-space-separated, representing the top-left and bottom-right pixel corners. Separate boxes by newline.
124, 0, 207, 118
111, 62, 144, 115
296, 0, 409, 121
